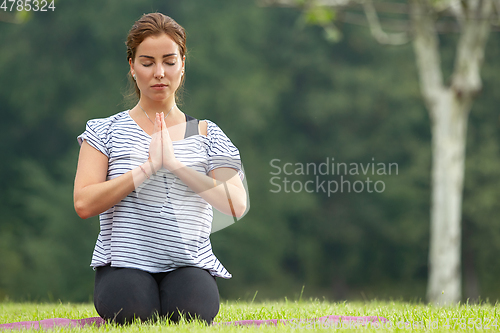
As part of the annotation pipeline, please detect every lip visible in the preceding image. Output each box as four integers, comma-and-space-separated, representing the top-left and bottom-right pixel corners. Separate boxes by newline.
151, 84, 168, 90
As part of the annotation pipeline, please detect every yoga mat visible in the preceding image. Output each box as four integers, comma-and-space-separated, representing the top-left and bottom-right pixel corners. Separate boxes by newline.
0, 317, 104, 330
221, 315, 388, 327
0, 315, 388, 330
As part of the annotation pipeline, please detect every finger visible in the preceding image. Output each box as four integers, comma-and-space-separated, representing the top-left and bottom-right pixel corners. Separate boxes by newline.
153, 112, 160, 133
161, 113, 169, 136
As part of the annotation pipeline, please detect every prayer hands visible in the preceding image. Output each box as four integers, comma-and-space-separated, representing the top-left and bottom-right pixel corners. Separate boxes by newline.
159, 112, 177, 170
148, 112, 178, 173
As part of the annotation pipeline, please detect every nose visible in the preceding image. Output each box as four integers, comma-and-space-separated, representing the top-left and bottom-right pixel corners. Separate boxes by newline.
154, 63, 165, 79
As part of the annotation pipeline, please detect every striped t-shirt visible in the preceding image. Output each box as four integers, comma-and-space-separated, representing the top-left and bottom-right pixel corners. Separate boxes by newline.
77, 110, 243, 278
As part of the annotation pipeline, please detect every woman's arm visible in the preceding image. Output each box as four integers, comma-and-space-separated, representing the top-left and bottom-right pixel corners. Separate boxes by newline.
73, 142, 144, 219
171, 163, 247, 217
73, 116, 163, 219
159, 113, 247, 217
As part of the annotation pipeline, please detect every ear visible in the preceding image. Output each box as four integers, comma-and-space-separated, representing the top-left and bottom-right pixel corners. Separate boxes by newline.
182, 55, 186, 71
129, 58, 135, 76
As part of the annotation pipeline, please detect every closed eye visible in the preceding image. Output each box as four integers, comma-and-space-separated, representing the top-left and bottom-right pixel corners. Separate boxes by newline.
141, 62, 175, 67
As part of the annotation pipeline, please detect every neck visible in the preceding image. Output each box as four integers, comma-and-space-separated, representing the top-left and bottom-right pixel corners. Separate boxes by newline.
138, 97, 178, 119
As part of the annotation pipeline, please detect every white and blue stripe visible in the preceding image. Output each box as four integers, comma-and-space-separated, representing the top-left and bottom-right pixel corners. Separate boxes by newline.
77, 110, 243, 278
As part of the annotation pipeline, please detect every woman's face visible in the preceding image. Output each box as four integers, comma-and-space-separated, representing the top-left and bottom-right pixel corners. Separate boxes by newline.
129, 33, 185, 103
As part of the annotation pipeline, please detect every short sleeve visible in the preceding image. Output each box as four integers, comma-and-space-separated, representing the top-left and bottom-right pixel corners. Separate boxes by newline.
206, 120, 244, 180
77, 118, 110, 157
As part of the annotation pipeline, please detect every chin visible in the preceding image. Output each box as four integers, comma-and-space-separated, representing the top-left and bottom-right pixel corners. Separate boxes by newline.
149, 93, 172, 101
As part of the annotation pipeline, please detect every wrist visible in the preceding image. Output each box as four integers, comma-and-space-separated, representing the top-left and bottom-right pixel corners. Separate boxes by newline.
148, 159, 158, 175
148, 158, 161, 174
164, 158, 183, 173
139, 164, 151, 179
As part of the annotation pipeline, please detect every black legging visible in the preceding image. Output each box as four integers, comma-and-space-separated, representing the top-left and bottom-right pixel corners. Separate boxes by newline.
93, 265, 220, 325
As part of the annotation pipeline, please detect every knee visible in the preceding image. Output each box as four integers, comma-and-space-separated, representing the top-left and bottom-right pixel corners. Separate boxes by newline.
160, 267, 220, 324
94, 266, 161, 324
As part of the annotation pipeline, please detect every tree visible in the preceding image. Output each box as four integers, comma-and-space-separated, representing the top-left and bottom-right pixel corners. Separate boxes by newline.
261, 0, 499, 304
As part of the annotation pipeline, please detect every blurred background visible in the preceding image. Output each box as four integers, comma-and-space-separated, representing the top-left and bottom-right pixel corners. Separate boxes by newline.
0, 0, 499, 303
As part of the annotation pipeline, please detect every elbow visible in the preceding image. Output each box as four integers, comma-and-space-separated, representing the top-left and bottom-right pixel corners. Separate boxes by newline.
232, 199, 247, 219
234, 210, 245, 219
74, 199, 93, 220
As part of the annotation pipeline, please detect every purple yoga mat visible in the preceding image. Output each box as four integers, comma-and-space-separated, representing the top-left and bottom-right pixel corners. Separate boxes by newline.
220, 315, 388, 327
0, 315, 388, 330
0, 317, 105, 330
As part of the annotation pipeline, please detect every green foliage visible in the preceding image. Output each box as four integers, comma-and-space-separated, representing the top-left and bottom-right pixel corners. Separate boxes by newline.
303, 6, 336, 26
298, 5, 342, 42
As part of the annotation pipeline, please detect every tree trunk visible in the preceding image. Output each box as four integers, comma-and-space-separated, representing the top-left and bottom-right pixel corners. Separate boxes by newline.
427, 90, 470, 304
411, 0, 492, 304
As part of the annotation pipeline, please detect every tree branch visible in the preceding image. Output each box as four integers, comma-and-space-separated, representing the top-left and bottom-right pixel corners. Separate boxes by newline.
451, 0, 493, 97
410, 0, 445, 111
447, 0, 466, 26
362, 0, 410, 44
339, 12, 410, 30
492, 0, 500, 25
258, 0, 354, 9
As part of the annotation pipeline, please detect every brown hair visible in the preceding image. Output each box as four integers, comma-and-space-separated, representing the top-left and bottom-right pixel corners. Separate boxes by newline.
125, 13, 187, 99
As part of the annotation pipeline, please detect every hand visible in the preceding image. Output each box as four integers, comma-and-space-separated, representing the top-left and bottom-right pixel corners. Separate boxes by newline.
147, 113, 163, 173
160, 112, 178, 171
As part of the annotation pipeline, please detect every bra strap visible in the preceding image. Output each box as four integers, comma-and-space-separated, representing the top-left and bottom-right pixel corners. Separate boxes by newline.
184, 114, 200, 138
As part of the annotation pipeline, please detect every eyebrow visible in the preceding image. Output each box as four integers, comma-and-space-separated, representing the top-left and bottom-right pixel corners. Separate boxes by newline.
138, 53, 177, 59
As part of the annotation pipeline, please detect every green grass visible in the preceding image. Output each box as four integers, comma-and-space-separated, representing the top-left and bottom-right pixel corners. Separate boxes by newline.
1, 299, 499, 332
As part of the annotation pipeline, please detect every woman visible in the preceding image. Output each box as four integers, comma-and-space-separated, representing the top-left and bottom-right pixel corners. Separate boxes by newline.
73, 13, 247, 325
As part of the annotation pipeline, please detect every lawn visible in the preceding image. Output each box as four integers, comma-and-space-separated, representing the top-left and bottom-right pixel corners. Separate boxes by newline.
0, 299, 498, 332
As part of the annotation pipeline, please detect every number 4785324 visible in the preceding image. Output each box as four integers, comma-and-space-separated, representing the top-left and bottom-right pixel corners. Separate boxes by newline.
1, 0, 55, 12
